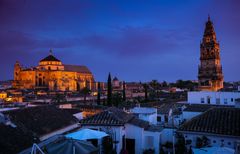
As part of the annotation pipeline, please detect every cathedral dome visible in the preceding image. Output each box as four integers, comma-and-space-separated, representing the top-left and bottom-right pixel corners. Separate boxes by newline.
40, 50, 61, 62
40, 54, 60, 62
38, 50, 63, 70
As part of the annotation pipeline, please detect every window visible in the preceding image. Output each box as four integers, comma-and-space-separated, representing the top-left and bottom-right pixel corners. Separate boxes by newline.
231, 98, 234, 102
216, 98, 220, 104
207, 97, 211, 104
224, 99, 228, 104
201, 98, 205, 103
228, 142, 231, 145
157, 116, 161, 122
213, 140, 216, 143
164, 115, 168, 123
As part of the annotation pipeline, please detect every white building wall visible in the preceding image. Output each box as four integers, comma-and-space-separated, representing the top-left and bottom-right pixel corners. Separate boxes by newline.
130, 107, 158, 125
182, 132, 240, 149
81, 125, 124, 154
161, 128, 176, 144
188, 91, 240, 105
144, 131, 161, 154
125, 124, 144, 154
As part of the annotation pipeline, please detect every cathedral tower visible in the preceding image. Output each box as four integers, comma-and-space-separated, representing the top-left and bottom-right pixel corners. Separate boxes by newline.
198, 16, 224, 91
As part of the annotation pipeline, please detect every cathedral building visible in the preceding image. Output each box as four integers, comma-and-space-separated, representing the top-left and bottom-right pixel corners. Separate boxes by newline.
198, 16, 224, 91
13, 50, 95, 91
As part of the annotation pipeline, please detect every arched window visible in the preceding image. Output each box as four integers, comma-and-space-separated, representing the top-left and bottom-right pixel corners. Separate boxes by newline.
39, 78, 42, 86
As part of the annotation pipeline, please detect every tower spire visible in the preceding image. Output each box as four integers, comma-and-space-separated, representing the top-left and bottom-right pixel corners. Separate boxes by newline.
198, 17, 223, 91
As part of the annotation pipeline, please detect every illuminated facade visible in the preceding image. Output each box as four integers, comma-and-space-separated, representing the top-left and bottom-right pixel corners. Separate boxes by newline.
13, 51, 95, 91
198, 16, 224, 91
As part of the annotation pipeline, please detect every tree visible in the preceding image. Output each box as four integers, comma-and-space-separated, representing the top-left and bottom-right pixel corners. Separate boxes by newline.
80, 87, 91, 103
149, 80, 160, 90
107, 73, 112, 106
143, 83, 148, 102
196, 137, 203, 148
112, 92, 122, 107
122, 81, 126, 102
196, 136, 210, 148
160, 147, 164, 154
175, 133, 187, 154
202, 136, 210, 147
51, 93, 67, 104
162, 81, 168, 87
97, 82, 101, 105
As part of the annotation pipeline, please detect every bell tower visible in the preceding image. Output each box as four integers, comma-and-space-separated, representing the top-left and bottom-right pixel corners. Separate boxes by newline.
198, 16, 224, 91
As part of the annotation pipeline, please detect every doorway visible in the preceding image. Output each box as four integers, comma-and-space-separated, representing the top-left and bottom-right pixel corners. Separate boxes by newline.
126, 138, 135, 154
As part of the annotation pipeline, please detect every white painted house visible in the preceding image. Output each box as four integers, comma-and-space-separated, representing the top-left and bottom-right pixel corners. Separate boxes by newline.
130, 107, 157, 125
80, 107, 163, 154
188, 91, 240, 106
157, 103, 185, 127
178, 108, 240, 152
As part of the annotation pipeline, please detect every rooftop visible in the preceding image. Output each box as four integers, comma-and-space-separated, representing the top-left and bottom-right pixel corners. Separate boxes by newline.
40, 54, 61, 62
64, 65, 92, 74
183, 104, 233, 112
3, 106, 78, 136
80, 107, 134, 126
179, 108, 240, 137
80, 107, 151, 129
157, 102, 184, 115
0, 124, 37, 154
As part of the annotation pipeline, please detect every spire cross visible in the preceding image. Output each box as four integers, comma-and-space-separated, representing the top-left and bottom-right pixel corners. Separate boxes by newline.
49, 49, 53, 55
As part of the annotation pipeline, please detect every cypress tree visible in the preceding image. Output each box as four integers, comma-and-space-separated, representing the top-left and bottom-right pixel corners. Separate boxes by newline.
122, 81, 126, 101
97, 82, 101, 105
143, 83, 148, 102
107, 73, 112, 106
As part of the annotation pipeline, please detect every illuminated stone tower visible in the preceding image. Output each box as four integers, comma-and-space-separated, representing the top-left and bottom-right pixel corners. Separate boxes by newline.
198, 16, 224, 91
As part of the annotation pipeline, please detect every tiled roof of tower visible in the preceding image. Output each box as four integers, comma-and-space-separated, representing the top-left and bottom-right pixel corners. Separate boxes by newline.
204, 15, 216, 37
179, 108, 240, 137
40, 55, 61, 62
64, 65, 92, 74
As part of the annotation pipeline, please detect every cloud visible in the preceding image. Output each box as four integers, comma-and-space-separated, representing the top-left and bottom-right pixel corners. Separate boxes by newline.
80, 26, 190, 57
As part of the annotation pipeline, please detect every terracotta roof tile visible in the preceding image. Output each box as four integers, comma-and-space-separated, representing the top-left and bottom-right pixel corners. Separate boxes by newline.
179, 107, 240, 137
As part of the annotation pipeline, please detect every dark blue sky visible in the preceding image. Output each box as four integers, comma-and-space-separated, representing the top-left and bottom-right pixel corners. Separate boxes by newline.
0, 0, 239, 82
